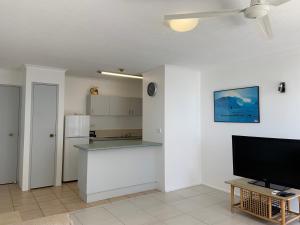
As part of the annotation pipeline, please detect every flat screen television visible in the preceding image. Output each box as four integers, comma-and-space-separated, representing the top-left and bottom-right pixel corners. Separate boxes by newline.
232, 135, 300, 190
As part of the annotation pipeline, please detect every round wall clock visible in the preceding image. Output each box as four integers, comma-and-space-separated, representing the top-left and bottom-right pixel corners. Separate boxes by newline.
147, 82, 157, 97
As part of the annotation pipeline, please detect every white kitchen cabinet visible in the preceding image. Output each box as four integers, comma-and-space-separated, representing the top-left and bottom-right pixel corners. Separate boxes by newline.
87, 95, 109, 116
109, 96, 132, 116
87, 95, 142, 116
130, 98, 142, 116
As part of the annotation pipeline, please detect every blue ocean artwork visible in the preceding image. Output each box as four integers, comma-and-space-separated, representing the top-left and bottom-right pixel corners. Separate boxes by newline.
214, 86, 260, 123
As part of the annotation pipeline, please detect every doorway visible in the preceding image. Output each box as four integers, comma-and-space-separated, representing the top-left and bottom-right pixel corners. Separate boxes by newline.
0, 85, 20, 184
30, 84, 58, 189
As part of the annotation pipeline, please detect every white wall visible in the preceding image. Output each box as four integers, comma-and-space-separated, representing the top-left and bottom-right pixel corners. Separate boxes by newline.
143, 66, 165, 143
143, 66, 165, 191
65, 75, 142, 130
143, 65, 202, 192
164, 65, 202, 191
201, 50, 300, 192
0, 68, 23, 86
20, 65, 65, 191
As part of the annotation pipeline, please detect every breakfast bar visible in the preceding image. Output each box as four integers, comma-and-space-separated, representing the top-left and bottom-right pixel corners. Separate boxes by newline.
75, 140, 162, 203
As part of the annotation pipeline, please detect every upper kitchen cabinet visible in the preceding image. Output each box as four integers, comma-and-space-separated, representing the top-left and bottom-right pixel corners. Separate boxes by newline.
87, 95, 142, 117
87, 95, 109, 116
130, 98, 142, 116
109, 96, 132, 116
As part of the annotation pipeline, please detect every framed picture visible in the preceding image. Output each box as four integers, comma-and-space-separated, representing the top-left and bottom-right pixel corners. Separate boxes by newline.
214, 86, 260, 123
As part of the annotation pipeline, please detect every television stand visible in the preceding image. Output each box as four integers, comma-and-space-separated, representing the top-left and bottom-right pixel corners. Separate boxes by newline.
249, 180, 290, 192
226, 178, 300, 225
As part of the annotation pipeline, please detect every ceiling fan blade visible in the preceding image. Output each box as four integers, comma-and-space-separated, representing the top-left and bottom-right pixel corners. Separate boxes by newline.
257, 15, 273, 39
266, 0, 291, 6
165, 9, 244, 21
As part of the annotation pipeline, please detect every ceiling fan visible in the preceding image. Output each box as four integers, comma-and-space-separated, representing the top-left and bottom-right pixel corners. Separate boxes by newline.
164, 0, 291, 39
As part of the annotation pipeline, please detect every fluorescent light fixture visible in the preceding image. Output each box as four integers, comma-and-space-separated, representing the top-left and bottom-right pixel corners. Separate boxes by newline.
98, 71, 143, 79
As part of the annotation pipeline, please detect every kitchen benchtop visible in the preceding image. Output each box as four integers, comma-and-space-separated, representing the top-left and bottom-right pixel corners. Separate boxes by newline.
75, 140, 162, 151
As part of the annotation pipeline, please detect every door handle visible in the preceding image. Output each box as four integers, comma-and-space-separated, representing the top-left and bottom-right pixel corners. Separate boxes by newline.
9, 133, 14, 137
49, 134, 55, 138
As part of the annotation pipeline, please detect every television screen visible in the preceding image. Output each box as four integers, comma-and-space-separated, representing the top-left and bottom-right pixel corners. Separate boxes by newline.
232, 136, 300, 190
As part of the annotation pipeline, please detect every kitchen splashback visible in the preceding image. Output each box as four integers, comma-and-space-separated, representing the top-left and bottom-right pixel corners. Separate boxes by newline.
94, 129, 142, 138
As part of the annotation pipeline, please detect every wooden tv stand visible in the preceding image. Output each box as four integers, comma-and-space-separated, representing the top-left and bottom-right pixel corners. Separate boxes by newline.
226, 178, 300, 225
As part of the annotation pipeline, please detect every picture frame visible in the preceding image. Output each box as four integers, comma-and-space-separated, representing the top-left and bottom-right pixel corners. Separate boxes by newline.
214, 86, 260, 123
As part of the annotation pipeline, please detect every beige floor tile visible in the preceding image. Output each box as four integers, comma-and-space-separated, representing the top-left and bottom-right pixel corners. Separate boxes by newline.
0, 185, 9, 190
59, 196, 82, 204
145, 204, 183, 220
87, 199, 111, 207
54, 191, 77, 199
129, 195, 164, 210
64, 202, 88, 211
32, 189, 53, 197
42, 207, 67, 216
35, 193, 57, 202
38, 199, 64, 209
20, 210, 44, 221
149, 192, 185, 203
0, 197, 12, 205
8, 184, 20, 191
0, 205, 14, 214
11, 192, 34, 199
14, 203, 40, 212
12, 198, 37, 207
162, 215, 206, 225
126, 192, 147, 198
109, 195, 130, 202
0, 211, 22, 225
51, 185, 72, 193
0, 194, 10, 199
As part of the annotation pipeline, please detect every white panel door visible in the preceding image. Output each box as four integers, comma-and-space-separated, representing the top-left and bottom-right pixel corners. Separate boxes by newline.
30, 84, 57, 189
0, 86, 20, 184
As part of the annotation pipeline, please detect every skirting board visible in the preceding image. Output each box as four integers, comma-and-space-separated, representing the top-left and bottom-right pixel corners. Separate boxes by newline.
80, 182, 159, 203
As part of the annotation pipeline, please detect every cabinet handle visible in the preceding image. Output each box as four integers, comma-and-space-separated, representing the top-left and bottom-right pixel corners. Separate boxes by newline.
9, 133, 14, 137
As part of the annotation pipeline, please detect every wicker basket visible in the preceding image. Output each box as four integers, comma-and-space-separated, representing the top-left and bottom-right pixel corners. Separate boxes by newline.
241, 189, 282, 218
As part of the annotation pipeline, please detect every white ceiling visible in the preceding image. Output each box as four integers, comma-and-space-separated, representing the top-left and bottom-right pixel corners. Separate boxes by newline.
0, 0, 299, 76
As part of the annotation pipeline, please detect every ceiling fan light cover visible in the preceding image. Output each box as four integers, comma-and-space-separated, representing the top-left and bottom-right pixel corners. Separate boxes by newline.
168, 18, 199, 32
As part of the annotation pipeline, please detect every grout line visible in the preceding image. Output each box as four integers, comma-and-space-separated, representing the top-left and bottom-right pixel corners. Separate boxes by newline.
31, 189, 46, 218
7, 184, 15, 213
102, 207, 126, 225
50, 184, 71, 213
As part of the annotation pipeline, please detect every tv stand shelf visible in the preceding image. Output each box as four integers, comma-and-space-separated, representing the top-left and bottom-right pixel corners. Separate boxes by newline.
226, 178, 300, 225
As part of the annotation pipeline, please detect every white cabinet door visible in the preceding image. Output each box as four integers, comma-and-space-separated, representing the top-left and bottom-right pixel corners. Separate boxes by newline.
130, 98, 142, 116
109, 96, 131, 116
88, 96, 109, 116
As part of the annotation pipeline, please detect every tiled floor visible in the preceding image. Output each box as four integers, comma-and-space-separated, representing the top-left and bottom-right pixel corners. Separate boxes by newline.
1, 183, 300, 225
69, 185, 300, 225
0, 182, 154, 222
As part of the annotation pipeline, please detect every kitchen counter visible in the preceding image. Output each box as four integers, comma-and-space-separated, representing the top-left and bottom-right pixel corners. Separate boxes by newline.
75, 139, 162, 203
75, 140, 162, 151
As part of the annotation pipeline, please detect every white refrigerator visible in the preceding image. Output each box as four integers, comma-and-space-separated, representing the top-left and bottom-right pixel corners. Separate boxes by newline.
63, 115, 90, 182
